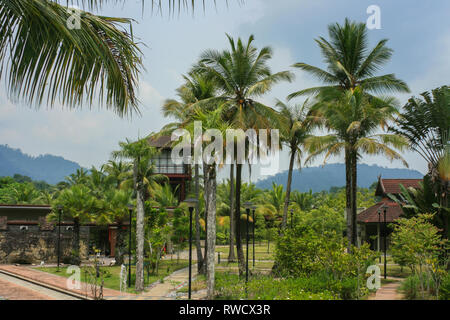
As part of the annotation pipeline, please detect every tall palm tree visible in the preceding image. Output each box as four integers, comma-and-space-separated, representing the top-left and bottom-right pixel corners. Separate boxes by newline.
288, 19, 409, 248
111, 138, 166, 292
276, 99, 315, 230
288, 18, 409, 99
161, 71, 218, 273
195, 34, 294, 274
305, 87, 408, 249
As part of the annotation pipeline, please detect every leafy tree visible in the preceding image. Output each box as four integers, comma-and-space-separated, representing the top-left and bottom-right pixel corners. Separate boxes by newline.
289, 18, 409, 250
195, 34, 294, 275
305, 87, 408, 250
111, 138, 166, 292
276, 99, 316, 229
53, 184, 98, 265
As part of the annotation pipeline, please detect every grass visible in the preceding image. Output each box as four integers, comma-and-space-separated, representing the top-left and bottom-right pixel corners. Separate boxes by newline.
215, 241, 275, 261
36, 259, 189, 294
177, 275, 206, 293
376, 263, 412, 278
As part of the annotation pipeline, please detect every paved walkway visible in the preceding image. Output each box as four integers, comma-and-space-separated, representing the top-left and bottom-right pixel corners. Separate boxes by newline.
369, 277, 404, 300
0, 265, 132, 300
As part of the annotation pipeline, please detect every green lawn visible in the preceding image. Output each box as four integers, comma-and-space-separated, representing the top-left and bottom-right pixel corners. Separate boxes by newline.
36, 259, 189, 294
215, 241, 275, 261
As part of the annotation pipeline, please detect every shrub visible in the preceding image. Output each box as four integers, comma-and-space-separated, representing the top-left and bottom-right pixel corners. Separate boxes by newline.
401, 275, 420, 300
439, 272, 450, 300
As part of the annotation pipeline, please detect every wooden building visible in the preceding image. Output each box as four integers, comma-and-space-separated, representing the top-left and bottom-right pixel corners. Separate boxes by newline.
357, 177, 422, 250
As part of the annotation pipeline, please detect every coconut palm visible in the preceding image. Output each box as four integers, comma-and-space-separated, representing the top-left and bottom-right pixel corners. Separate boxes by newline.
161, 71, 218, 273
305, 87, 409, 249
195, 34, 294, 274
54, 184, 98, 265
276, 99, 316, 230
111, 138, 166, 292
288, 18, 409, 99
102, 160, 133, 189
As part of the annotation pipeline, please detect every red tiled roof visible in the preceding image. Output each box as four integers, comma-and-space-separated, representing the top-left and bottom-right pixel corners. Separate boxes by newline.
377, 178, 422, 196
357, 200, 404, 223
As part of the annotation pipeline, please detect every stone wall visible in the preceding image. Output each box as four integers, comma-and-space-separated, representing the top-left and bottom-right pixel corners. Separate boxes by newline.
0, 224, 90, 264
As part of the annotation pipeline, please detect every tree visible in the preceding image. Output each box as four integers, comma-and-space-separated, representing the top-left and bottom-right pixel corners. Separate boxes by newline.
162, 70, 219, 274
276, 99, 315, 230
196, 34, 294, 274
111, 138, 166, 292
102, 160, 132, 189
288, 19, 409, 249
54, 184, 97, 265
305, 87, 408, 250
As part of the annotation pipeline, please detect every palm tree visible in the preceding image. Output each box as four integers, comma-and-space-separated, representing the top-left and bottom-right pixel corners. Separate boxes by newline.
54, 184, 97, 265
183, 105, 230, 299
390, 86, 450, 237
288, 19, 409, 248
305, 87, 408, 249
0, 0, 143, 115
288, 18, 409, 99
195, 34, 294, 274
258, 182, 285, 224
65, 168, 90, 186
111, 138, 166, 292
102, 160, 133, 189
161, 71, 218, 273
276, 99, 315, 230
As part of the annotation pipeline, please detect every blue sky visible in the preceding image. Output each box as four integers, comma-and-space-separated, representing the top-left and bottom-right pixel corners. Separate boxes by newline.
1, 0, 449, 179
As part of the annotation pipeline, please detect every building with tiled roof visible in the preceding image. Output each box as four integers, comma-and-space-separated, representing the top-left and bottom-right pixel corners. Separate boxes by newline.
356, 176, 422, 251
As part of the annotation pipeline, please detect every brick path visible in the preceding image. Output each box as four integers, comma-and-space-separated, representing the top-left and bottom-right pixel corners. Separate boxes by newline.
369, 277, 404, 300
0, 265, 133, 299
0, 276, 55, 300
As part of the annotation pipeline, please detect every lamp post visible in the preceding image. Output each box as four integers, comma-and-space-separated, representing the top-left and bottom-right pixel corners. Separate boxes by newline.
183, 198, 198, 300
57, 205, 62, 271
377, 209, 381, 264
127, 204, 133, 288
252, 205, 256, 268
382, 204, 388, 280
244, 202, 252, 284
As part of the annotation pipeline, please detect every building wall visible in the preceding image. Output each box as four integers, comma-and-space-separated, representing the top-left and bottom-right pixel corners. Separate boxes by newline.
0, 224, 89, 264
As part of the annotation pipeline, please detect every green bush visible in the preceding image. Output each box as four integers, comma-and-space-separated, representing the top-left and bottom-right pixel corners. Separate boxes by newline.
401, 275, 420, 300
215, 273, 337, 300
216, 232, 228, 245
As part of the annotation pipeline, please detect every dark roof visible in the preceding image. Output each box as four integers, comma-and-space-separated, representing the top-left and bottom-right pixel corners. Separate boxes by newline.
357, 200, 404, 223
147, 135, 173, 148
375, 178, 422, 196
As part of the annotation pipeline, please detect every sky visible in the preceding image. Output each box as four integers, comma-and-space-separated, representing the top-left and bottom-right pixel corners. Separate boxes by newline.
1, 0, 449, 180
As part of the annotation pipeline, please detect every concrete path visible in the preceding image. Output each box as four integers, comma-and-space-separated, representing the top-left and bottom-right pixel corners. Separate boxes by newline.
369, 277, 404, 300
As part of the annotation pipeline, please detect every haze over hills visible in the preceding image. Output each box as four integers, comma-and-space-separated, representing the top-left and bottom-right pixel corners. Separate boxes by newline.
0, 144, 82, 184
256, 163, 424, 193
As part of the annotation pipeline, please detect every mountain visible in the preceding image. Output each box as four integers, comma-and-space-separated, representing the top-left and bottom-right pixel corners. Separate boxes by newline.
0, 144, 82, 184
255, 163, 424, 192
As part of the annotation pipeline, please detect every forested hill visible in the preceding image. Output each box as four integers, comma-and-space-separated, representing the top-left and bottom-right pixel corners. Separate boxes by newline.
255, 163, 424, 193
0, 144, 81, 184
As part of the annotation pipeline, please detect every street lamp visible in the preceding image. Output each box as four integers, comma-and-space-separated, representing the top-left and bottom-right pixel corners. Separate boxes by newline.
382, 204, 388, 280
57, 205, 63, 271
377, 208, 381, 264
183, 198, 198, 300
244, 202, 253, 284
127, 204, 133, 288
252, 205, 257, 268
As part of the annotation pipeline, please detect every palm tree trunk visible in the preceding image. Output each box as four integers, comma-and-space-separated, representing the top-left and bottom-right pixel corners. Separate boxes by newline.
194, 164, 204, 271
228, 163, 236, 262
200, 163, 209, 275
282, 149, 296, 230
235, 163, 245, 275
115, 221, 124, 265
351, 151, 358, 248
345, 148, 353, 252
206, 165, 217, 299
135, 185, 145, 291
